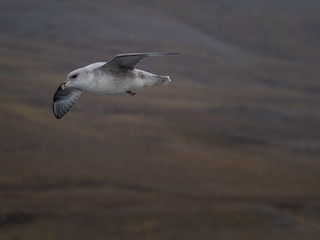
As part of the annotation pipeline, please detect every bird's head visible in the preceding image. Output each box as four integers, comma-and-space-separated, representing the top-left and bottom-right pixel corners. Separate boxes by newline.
65, 69, 82, 87
60, 68, 87, 90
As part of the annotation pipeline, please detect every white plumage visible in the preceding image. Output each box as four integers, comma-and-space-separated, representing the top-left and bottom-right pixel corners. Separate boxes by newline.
52, 52, 179, 119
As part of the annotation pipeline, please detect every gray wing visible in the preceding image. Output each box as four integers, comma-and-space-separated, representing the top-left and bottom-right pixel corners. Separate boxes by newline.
101, 52, 180, 71
52, 82, 83, 119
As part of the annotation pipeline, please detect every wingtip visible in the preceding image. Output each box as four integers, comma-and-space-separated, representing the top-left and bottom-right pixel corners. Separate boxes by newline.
115, 52, 182, 57
52, 102, 63, 119
156, 52, 182, 55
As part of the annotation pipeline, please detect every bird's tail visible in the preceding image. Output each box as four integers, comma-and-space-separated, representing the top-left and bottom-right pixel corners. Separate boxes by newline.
144, 74, 171, 87
156, 75, 171, 85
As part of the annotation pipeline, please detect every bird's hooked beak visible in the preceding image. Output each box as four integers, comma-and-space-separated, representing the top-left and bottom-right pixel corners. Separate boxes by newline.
60, 80, 72, 90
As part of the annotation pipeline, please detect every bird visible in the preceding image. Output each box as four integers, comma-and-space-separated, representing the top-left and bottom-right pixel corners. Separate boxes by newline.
52, 52, 180, 119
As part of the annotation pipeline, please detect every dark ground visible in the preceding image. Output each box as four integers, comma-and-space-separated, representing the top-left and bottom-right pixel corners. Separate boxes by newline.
1, 0, 320, 239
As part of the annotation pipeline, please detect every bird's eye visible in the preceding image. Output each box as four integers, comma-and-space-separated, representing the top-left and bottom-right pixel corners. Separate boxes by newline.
70, 74, 78, 79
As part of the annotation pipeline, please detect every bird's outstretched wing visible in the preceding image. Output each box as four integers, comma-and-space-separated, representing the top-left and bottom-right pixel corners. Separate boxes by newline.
52, 82, 83, 119
101, 52, 180, 71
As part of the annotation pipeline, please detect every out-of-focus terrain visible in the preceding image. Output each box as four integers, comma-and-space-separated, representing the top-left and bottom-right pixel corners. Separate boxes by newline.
1, 0, 320, 239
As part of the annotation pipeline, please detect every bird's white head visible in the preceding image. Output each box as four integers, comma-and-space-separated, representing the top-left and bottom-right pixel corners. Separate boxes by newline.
65, 68, 83, 87
64, 66, 94, 90
63, 63, 104, 90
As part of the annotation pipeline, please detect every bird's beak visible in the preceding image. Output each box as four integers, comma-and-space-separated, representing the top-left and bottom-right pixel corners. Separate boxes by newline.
60, 80, 71, 90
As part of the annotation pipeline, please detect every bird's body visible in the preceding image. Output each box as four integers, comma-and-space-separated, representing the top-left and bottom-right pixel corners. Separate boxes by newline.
52, 52, 179, 119
73, 63, 169, 95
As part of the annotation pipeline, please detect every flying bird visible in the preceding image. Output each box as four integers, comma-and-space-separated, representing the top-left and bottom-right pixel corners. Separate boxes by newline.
52, 52, 180, 119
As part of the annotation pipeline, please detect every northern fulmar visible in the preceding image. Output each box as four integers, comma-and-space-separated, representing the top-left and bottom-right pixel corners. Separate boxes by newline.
52, 52, 180, 119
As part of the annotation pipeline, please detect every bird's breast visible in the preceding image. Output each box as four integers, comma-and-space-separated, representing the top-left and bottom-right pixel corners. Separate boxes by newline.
85, 74, 129, 95
83, 70, 147, 95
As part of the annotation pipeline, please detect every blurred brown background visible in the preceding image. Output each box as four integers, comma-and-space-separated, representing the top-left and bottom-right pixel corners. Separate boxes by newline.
1, 0, 320, 239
